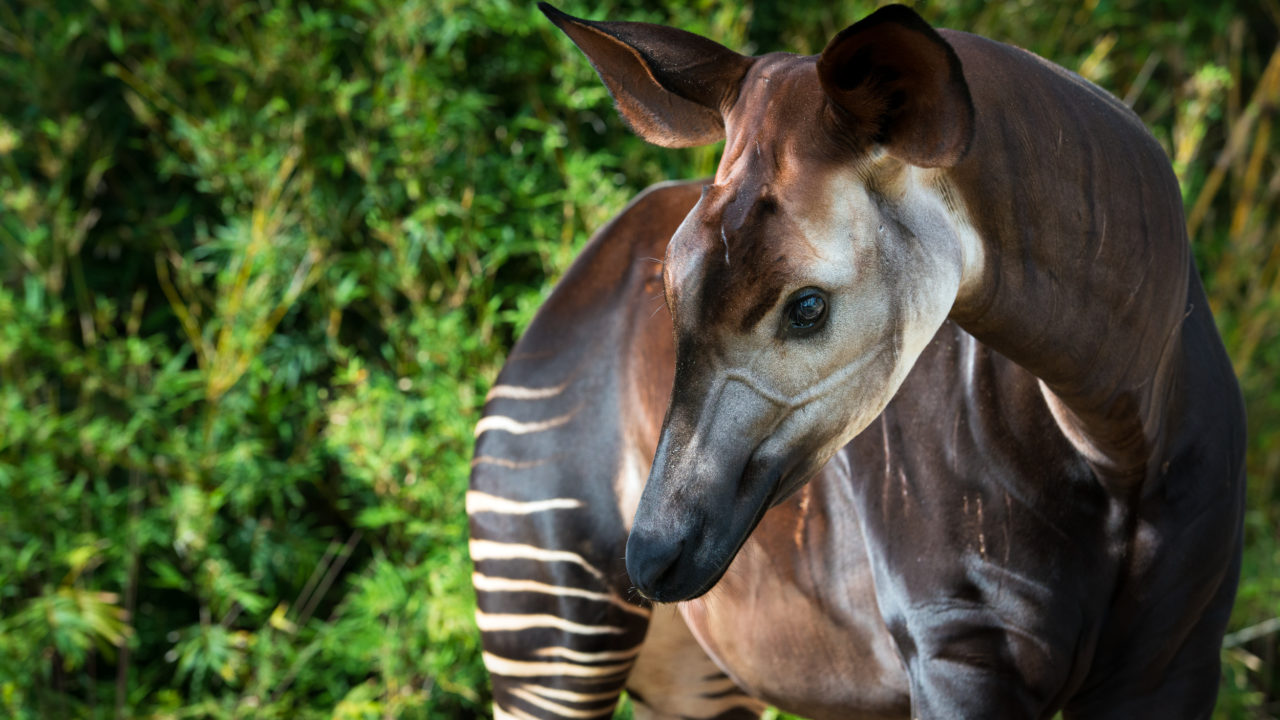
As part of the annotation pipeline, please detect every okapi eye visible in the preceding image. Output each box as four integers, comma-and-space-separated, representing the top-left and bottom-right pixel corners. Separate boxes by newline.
787, 290, 828, 332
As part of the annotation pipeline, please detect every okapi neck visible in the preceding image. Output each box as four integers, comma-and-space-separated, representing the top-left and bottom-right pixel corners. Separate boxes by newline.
939, 31, 1193, 490
951, 232, 1189, 491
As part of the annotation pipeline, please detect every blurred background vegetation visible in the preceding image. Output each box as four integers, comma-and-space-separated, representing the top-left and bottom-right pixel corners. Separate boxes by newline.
0, 0, 1276, 717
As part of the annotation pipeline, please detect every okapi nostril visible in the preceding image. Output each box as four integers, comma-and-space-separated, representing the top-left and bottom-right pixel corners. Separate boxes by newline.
624, 532, 684, 595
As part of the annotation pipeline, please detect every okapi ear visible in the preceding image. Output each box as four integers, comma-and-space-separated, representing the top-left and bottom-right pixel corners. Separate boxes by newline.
817, 4, 974, 168
539, 3, 753, 148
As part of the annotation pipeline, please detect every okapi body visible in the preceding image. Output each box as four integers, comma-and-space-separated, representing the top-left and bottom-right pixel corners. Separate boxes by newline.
468, 5, 1246, 719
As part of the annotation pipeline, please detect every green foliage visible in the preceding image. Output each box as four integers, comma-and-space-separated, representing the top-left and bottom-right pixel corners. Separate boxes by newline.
0, 0, 1276, 718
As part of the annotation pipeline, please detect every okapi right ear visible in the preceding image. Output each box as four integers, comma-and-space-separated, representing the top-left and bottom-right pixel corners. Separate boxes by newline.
817, 4, 974, 168
539, 3, 753, 148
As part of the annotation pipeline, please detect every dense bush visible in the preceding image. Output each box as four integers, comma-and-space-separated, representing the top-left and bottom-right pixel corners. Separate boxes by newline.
0, 0, 1275, 717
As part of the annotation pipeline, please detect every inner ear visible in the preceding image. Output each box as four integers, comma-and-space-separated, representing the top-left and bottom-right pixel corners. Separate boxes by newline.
540, 3, 753, 149
816, 4, 974, 168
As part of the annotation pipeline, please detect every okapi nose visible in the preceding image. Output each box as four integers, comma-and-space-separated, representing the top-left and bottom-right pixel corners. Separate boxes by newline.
625, 530, 683, 600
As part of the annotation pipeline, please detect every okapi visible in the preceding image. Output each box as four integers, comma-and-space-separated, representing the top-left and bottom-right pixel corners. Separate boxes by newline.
467, 4, 1247, 719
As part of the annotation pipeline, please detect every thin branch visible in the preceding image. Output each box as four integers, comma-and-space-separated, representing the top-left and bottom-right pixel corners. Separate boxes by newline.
1223, 617, 1280, 649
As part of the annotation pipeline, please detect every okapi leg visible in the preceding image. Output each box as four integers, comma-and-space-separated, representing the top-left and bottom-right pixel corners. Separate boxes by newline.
469, 181, 703, 719
469, 482, 648, 719
627, 605, 765, 720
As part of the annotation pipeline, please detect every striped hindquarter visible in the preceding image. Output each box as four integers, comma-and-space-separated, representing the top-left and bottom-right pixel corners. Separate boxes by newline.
469, 181, 764, 720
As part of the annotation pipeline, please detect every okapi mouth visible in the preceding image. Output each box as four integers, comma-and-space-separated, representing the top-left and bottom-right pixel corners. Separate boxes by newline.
627, 452, 797, 603
628, 361, 845, 602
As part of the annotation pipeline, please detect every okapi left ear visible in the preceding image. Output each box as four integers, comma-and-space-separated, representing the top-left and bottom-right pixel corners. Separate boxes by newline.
539, 3, 753, 148
817, 4, 974, 168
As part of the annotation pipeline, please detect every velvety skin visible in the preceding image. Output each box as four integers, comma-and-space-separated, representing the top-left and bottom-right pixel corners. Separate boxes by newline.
470, 4, 1246, 719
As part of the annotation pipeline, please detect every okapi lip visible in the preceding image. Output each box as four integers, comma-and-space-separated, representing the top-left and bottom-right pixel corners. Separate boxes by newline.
644, 461, 784, 603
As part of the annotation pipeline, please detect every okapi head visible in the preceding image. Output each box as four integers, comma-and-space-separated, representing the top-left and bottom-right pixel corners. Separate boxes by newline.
543, 3, 983, 602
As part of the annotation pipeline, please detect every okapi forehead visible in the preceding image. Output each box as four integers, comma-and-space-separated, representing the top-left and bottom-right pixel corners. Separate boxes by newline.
664, 178, 809, 339
661, 56, 854, 338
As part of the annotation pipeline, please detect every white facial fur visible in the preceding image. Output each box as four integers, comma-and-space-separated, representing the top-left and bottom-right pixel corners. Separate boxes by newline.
665, 158, 983, 498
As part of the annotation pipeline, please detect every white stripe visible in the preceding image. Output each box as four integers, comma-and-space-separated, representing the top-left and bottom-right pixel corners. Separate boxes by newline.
469, 540, 606, 583
509, 686, 613, 718
475, 610, 625, 635
483, 651, 631, 678
493, 702, 539, 720
466, 491, 581, 516
523, 684, 621, 704
472, 574, 649, 617
533, 645, 643, 662
470, 455, 549, 470
487, 382, 569, 401
474, 411, 576, 437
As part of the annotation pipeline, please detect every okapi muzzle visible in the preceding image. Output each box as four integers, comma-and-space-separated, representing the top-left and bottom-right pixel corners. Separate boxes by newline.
543, 3, 980, 601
